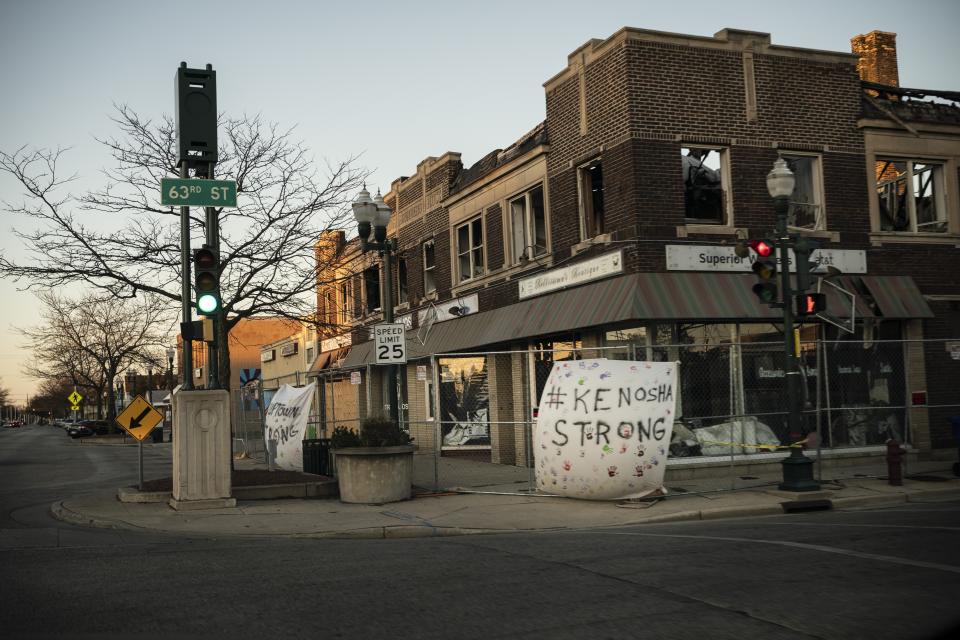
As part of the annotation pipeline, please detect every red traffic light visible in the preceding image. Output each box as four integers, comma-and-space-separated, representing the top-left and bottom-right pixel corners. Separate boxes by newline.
749, 239, 775, 257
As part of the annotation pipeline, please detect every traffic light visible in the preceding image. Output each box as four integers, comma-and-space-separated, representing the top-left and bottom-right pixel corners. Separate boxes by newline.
749, 238, 778, 304
193, 245, 220, 315
793, 237, 820, 292
795, 293, 826, 317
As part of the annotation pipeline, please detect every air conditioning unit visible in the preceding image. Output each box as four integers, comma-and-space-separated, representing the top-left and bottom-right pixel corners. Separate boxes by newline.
280, 342, 298, 357
260, 349, 275, 363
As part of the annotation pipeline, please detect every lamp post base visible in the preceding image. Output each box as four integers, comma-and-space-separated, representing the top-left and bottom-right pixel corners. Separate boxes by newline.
778, 452, 820, 492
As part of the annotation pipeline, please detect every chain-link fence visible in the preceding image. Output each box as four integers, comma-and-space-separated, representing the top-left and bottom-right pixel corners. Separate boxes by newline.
236, 337, 960, 494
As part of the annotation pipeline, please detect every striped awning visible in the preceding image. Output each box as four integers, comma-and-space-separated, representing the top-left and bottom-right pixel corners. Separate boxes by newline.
859, 275, 933, 318
339, 272, 931, 368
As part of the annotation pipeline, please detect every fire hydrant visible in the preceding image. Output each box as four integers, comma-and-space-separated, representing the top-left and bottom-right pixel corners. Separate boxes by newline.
886, 438, 905, 486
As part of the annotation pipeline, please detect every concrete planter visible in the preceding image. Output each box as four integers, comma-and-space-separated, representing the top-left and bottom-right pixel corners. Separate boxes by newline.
333, 445, 415, 504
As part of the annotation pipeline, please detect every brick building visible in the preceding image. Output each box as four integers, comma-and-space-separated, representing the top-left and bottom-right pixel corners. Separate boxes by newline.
328, 27, 958, 466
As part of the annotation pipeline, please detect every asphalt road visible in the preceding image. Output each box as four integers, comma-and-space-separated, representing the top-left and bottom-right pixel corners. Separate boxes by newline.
2, 424, 959, 639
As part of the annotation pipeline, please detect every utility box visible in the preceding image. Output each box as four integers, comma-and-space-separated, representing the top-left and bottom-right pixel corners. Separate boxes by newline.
170, 388, 234, 510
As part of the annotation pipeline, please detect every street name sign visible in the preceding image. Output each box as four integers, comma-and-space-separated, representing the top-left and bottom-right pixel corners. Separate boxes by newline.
161, 178, 237, 207
115, 395, 164, 442
374, 323, 407, 364
68, 390, 83, 405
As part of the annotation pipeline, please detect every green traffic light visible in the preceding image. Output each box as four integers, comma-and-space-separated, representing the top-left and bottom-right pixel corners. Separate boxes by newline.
197, 293, 219, 314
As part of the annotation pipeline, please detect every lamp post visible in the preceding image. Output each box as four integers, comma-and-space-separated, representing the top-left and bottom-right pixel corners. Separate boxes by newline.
767, 158, 819, 492
166, 347, 176, 389
352, 185, 398, 421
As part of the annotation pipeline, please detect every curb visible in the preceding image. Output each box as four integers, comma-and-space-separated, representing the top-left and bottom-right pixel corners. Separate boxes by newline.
49, 485, 960, 540
50, 501, 140, 532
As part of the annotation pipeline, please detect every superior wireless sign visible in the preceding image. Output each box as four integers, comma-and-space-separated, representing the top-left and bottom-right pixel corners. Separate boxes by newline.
665, 245, 867, 273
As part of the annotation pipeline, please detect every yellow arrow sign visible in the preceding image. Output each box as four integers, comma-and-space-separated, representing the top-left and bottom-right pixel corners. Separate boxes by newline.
68, 390, 83, 405
115, 395, 164, 442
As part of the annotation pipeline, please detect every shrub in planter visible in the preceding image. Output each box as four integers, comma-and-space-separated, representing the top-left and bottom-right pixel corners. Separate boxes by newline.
331, 418, 415, 504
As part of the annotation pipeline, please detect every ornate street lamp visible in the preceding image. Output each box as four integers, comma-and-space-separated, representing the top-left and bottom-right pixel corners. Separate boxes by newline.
352, 185, 399, 421
767, 158, 819, 492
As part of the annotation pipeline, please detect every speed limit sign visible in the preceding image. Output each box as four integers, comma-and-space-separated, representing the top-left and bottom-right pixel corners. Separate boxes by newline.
374, 323, 407, 364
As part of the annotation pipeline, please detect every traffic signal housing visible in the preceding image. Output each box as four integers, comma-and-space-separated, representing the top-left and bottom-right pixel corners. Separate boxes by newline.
180, 317, 215, 342
175, 64, 218, 168
749, 238, 778, 305
193, 245, 220, 315
795, 293, 826, 317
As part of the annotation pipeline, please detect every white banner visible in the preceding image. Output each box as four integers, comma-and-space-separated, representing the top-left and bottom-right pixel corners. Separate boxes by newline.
535, 359, 677, 500
263, 382, 316, 471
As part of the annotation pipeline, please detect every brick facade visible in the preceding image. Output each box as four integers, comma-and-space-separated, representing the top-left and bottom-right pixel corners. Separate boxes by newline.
327, 26, 959, 456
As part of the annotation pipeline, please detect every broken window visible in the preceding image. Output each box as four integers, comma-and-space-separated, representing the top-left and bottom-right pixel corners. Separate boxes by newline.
783, 154, 824, 230
682, 147, 727, 224
509, 184, 547, 263
363, 264, 380, 313
578, 161, 604, 238
456, 217, 484, 281
877, 158, 947, 233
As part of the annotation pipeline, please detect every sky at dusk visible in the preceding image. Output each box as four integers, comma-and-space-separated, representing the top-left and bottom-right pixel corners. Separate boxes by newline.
1, 0, 958, 403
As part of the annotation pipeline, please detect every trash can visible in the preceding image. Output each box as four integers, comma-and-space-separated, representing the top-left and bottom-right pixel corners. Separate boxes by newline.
302, 438, 332, 476
151, 426, 163, 443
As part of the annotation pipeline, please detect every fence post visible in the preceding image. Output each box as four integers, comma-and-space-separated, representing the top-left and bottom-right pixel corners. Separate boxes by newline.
431, 355, 441, 491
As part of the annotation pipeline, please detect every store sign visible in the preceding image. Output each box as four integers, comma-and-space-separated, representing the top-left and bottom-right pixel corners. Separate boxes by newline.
519, 250, 623, 299
416, 292, 479, 326
665, 245, 867, 274
320, 333, 351, 353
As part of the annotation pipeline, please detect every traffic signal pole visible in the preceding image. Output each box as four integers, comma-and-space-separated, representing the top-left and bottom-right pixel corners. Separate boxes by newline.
179, 160, 194, 391
773, 195, 818, 491
204, 160, 219, 389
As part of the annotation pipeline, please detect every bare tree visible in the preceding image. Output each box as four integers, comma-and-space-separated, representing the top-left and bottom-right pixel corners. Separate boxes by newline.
0, 379, 10, 409
1, 105, 367, 388
19, 292, 170, 422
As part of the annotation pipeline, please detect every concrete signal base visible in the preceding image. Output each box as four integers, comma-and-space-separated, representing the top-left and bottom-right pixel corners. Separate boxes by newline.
170, 389, 236, 511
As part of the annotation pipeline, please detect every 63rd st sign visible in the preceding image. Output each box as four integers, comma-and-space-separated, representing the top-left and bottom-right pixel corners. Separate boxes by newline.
161, 178, 237, 207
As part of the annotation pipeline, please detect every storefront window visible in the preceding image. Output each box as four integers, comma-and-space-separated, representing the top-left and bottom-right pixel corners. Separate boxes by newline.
820, 322, 905, 447
438, 356, 489, 447
603, 324, 647, 360
531, 336, 581, 410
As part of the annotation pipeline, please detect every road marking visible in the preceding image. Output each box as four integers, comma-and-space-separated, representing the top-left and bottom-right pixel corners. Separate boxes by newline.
590, 531, 960, 575
765, 522, 960, 532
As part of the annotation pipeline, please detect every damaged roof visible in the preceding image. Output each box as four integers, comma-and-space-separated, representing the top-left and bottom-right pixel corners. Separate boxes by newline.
861, 81, 960, 127
449, 121, 548, 195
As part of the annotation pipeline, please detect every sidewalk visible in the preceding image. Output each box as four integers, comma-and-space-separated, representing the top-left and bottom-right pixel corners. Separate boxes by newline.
50, 460, 960, 539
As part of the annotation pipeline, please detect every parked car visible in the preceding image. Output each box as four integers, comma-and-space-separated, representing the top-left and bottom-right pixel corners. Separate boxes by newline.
68, 423, 93, 438
66, 420, 99, 438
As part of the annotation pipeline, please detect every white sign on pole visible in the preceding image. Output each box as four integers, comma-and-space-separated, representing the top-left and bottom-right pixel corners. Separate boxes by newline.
350, 371, 362, 385
374, 323, 407, 364
263, 382, 316, 472
535, 359, 678, 500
